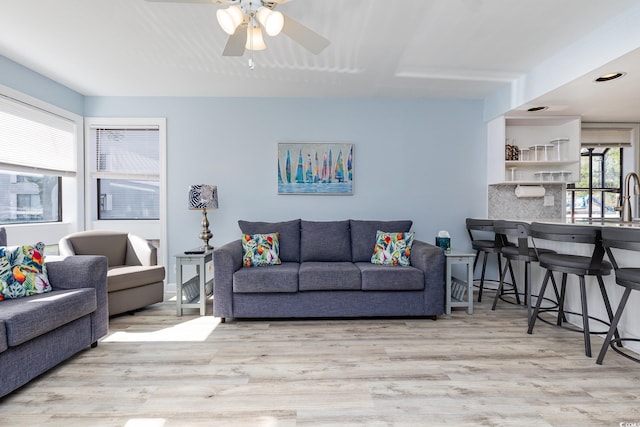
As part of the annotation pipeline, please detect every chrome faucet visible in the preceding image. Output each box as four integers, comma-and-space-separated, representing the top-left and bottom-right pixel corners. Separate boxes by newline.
621, 172, 640, 222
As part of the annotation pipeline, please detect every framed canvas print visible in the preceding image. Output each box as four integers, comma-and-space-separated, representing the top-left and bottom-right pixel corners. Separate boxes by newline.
278, 142, 353, 195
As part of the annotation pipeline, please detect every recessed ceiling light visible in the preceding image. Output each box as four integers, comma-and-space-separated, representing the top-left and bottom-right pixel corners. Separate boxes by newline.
527, 106, 548, 112
595, 72, 626, 82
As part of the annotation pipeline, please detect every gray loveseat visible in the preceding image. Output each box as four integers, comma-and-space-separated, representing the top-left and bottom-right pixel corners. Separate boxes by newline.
0, 248, 108, 398
213, 219, 445, 321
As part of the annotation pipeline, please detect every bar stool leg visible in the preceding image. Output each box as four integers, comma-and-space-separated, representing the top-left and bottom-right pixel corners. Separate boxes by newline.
557, 274, 568, 327
506, 258, 521, 305
478, 251, 489, 302
548, 273, 566, 322
492, 259, 509, 310
528, 269, 551, 333
596, 287, 632, 365
578, 276, 592, 357
525, 261, 532, 321
596, 275, 622, 345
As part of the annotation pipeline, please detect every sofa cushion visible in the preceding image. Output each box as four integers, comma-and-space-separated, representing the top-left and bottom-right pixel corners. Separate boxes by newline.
0, 288, 97, 347
356, 262, 425, 291
300, 220, 351, 262
350, 220, 413, 262
233, 263, 299, 293
107, 265, 166, 293
371, 231, 415, 267
238, 219, 301, 263
0, 320, 7, 353
299, 262, 361, 291
0, 243, 51, 300
242, 233, 281, 267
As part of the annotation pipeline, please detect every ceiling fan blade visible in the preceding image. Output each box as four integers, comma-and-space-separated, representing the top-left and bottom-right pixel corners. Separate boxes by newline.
222, 25, 247, 56
281, 14, 329, 54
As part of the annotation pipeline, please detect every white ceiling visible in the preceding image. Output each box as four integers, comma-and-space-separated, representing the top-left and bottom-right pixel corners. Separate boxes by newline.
1, 0, 640, 121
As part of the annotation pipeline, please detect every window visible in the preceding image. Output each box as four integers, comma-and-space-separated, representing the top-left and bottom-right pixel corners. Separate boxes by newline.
566, 147, 622, 219
90, 127, 160, 220
0, 94, 76, 225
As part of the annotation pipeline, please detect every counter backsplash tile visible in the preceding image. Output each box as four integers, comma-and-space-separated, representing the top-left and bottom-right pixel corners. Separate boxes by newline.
488, 185, 563, 219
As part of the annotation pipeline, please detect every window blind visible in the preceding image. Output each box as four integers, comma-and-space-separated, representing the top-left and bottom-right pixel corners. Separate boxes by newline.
0, 95, 76, 176
94, 128, 160, 178
581, 128, 633, 147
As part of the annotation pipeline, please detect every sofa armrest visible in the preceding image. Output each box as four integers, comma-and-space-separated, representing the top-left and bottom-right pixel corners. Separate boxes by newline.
45, 255, 109, 341
126, 234, 156, 266
410, 240, 445, 314
213, 239, 243, 319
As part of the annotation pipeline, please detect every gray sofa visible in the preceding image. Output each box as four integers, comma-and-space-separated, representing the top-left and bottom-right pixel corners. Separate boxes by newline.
213, 219, 445, 321
59, 230, 165, 316
0, 230, 108, 397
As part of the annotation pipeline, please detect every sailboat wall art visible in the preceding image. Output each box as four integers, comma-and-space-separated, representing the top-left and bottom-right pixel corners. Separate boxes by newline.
278, 142, 354, 195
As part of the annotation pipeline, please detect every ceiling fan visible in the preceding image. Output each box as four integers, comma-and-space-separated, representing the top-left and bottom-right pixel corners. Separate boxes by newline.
145, 0, 330, 57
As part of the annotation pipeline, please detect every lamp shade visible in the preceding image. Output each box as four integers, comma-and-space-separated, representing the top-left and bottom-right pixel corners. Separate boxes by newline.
257, 7, 284, 36
217, 6, 244, 35
246, 24, 266, 50
188, 185, 218, 210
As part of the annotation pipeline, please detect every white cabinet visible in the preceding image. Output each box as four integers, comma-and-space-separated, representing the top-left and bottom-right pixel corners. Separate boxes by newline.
487, 115, 581, 185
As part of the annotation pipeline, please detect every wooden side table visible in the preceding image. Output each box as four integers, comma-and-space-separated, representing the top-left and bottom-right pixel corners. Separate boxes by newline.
175, 249, 214, 316
444, 250, 475, 314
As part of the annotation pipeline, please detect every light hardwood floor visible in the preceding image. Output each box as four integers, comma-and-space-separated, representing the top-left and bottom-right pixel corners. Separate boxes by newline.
2, 292, 639, 427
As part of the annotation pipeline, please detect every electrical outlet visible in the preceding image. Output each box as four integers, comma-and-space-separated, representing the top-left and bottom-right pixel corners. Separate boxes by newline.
544, 195, 554, 206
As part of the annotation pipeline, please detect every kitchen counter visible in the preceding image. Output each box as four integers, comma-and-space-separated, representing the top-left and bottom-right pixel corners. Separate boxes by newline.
500, 217, 640, 228
488, 216, 640, 357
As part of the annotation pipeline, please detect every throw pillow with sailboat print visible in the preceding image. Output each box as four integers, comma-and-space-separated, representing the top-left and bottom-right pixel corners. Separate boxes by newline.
277, 142, 353, 195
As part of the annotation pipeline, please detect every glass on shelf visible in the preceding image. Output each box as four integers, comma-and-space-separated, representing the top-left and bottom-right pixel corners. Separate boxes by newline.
529, 144, 556, 161
550, 137, 570, 161
520, 149, 530, 161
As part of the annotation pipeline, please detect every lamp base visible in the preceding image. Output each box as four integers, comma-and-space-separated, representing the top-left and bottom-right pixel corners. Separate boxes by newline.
199, 208, 213, 251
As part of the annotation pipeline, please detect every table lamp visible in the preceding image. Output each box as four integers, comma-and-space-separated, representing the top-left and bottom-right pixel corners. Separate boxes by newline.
188, 184, 218, 250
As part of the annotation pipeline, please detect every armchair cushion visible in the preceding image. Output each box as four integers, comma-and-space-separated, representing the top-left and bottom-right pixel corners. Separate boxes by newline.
107, 265, 166, 292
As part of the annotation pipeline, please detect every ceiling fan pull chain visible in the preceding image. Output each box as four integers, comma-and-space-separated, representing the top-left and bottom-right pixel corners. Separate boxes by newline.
248, 3, 256, 70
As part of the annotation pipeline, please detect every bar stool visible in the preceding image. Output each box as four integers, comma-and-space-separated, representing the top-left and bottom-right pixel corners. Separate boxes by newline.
596, 227, 640, 365
465, 218, 513, 303
527, 222, 618, 357
491, 220, 561, 321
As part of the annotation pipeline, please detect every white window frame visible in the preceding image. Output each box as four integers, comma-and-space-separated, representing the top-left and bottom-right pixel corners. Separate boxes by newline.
0, 84, 83, 245
84, 117, 167, 269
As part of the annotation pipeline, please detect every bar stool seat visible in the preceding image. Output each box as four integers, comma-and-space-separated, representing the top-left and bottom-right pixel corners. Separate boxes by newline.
596, 227, 640, 365
527, 222, 619, 358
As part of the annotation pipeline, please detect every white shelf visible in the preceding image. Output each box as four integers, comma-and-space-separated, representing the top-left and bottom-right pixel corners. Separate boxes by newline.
487, 115, 581, 186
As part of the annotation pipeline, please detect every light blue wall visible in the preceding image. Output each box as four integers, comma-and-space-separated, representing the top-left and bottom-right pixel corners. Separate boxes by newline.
1, 56, 489, 282
85, 97, 487, 281
0, 56, 83, 115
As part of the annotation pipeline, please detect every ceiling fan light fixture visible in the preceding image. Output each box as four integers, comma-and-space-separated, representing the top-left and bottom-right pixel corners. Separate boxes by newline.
217, 5, 244, 35
246, 24, 266, 51
256, 7, 284, 36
